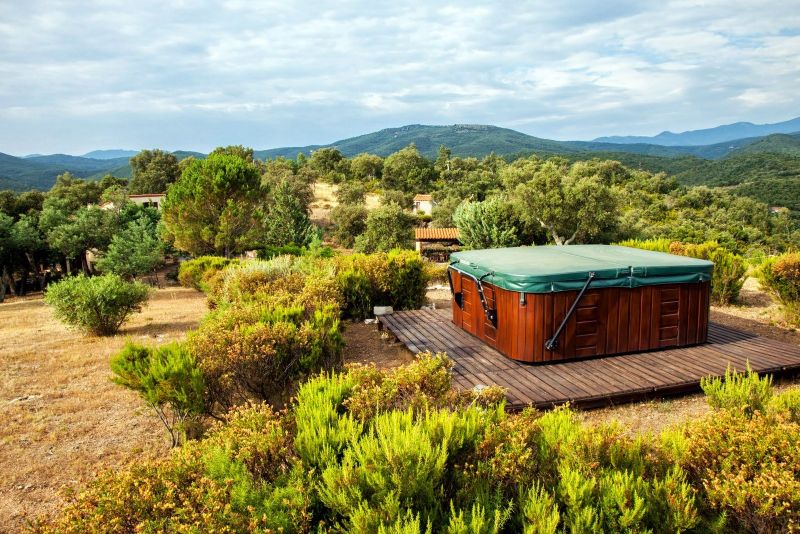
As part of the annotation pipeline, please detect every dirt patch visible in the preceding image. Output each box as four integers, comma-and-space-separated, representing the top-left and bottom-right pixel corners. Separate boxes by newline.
581, 378, 800, 436
0, 285, 207, 532
343, 321, 414, 369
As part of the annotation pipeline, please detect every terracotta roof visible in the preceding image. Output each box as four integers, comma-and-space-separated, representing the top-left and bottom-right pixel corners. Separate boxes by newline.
415, 227, 460, 241
129, 193, 165, 198
413, 194, 433, 201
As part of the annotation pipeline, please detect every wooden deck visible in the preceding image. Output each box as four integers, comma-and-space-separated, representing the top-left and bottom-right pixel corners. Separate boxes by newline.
378, 308, 800, 409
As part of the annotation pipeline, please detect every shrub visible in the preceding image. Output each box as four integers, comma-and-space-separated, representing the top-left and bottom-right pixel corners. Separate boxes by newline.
759, 252, 800, 323
111, 342, 207, 446
670, 241, 746, 305
330, 203, 368, 248
700, 365, 773, 416
615, 238, 671, 252
44, 273, 149, 335
682, 409, 800, 533
453, 197, 519, 250
769, 387, 800, 423
188, 302, 343, 412
35, 405, 310, 533
353, 203, 415, 253
177, 255, 239, 290
335, 250, 429, 318
258, 243, 305, 260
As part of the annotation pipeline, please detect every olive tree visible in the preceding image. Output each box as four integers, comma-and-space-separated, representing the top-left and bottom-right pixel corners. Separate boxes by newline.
515, 161, 619, 245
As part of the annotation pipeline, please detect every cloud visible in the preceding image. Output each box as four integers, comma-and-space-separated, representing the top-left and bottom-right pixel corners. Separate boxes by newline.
0, 0, 798, 154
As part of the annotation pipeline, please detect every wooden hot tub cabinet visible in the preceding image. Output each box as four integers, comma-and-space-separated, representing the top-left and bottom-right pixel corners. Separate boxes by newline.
447, 246, 713, 363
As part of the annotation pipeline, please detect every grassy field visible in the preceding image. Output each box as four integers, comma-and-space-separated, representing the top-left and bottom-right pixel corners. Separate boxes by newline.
0, 285, 207, 532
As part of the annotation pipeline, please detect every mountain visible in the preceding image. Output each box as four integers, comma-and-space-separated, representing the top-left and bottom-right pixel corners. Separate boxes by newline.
594, 116, 800, 146
0, 152, 131, 191
81, 149, 139, 160
255, 124, 582, 159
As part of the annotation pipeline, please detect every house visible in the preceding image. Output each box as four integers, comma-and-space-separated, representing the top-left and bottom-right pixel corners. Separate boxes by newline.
412, 194, 435, 215
414, 227, 461, 262
100, 193, 165, 211
129, 193, 165, 210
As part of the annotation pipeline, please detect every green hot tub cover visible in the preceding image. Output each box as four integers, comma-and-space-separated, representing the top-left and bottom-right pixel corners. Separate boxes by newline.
449, 245, 713, 294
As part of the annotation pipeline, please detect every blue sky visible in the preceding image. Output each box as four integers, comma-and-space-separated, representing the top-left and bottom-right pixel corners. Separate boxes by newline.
1, 0, 799, 155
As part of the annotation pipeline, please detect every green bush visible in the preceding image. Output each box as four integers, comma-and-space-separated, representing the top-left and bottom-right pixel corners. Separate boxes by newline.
701, 365, 773, 416
759, 252, 800, 323
615, 238, 671, 252
50, 359, 800, 533
188, 302, 343, 412
177, 255, 239, 290
111, 342, 207, 446
335, 250, 429, 318
44, 273, 150, 335
670, 241, 746, 304
617, 239, 746, 304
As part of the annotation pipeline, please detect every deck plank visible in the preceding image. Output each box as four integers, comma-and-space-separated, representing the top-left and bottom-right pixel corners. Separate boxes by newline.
378, 309, 800, 410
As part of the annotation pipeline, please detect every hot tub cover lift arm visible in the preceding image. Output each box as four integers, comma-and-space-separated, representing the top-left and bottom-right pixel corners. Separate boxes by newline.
544, 272, 596, 352
448, 266, 497, 326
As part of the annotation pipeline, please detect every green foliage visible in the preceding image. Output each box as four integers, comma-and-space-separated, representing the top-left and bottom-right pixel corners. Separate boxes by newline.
129, 149, 181, 194
161, 153, 265, 256
682, 408, 800, 533
514, 160, 619, 245
44, 273, 149, 335
453, 197, 519, 249
96, 215, 164, 278
671, 241, 747, 304
354, 203, 416, 253
177, 255, 239, 291
335, 250, 429, 318
701, 365, 773, 416
262, 180, 316, 247
759, 252, 800, 323
188, 300, 343, 412
382, 144, 436, 193
614, 238, 672, 252
47, 360, 800, 534
336, 181, 367, 205
111, 342, 206, 446
330, 203, 368, 247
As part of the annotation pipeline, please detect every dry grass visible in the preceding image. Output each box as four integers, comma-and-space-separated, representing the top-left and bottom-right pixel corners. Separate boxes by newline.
0, 285, 207, 532
309, 181, 381, 227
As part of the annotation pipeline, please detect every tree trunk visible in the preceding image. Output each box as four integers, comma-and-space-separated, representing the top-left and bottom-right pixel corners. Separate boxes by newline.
0, 266, 8, 303
65, 257, 71, 275
81, 252, 90, 275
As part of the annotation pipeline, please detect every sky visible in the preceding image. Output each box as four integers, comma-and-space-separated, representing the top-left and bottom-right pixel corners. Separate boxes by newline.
1, 0, 799, 155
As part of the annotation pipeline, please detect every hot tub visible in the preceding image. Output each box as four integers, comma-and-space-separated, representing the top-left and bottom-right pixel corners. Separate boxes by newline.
447, 245, 713, 363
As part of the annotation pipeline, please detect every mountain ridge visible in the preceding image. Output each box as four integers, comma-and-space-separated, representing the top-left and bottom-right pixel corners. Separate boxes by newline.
594, 116, 800, 146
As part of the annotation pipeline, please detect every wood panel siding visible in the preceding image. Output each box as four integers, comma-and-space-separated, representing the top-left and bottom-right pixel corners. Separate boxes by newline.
450, 269, 710, 363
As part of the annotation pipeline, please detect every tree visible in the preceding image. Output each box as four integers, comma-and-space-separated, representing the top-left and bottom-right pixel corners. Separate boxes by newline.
263, 180, 316, 247
161, 153, 265, 257
309, 147, 345, 174
381, 189, 414, 209
129, 149, 181, 194
210, 145, 254, 162
330, 204, 368, 247
382, 144, 435, 192
453, 197, 519, 249
336, 182, 366, 205
96, 216, 164, 279
40, 204, 114, 274
350, 153, 383, 181
515, 161, 619, 245
354, 204, 415, 253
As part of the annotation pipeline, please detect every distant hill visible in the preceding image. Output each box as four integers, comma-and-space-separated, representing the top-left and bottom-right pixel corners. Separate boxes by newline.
255, 124, 582, 159
594, 116, 800, 146
81, 149, 139, 160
